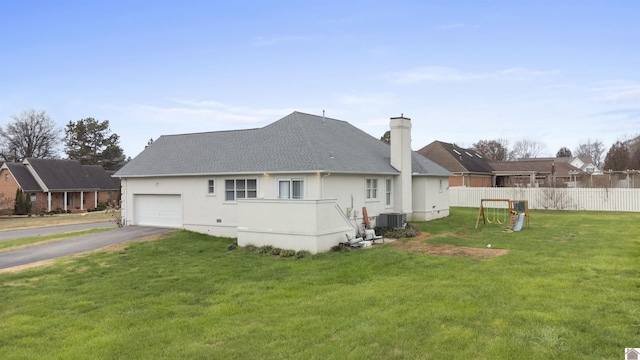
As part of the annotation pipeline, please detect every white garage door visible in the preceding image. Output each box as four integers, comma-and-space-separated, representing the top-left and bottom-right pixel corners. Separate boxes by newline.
135, 194, 183, 228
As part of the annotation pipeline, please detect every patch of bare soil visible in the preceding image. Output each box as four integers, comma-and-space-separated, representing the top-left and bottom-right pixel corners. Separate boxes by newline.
392, 231, 508, 259
0, 232, 172, 274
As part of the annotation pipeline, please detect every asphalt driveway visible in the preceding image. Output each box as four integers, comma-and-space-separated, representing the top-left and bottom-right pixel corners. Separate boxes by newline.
0, 226, 174, 270
0, 222, 116, 242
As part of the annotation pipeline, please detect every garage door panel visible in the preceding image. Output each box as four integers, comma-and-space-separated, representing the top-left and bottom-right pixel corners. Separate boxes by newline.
135, 194, 182, 228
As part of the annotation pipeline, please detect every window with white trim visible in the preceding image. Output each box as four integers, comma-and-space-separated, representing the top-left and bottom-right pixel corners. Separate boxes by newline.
439, 179, 444, 193
207, 179, 215, 194
225, 179, 257, 201
366, 178, 378, 200
278, 179, 304, 199
385, 178, 392, 206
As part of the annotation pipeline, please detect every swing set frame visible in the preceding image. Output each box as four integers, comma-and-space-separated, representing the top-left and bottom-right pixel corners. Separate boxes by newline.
475, 198, 530, 229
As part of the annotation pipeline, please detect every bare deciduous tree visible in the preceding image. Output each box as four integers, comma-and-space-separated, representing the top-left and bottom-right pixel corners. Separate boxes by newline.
508, 139, 546, 160
0, 109, 60, 161
472, 139, 509, 160
574, 138, 605, 169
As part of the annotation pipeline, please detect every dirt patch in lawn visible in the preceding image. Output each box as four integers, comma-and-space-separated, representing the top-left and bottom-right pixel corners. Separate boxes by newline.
392, 231, 508, 259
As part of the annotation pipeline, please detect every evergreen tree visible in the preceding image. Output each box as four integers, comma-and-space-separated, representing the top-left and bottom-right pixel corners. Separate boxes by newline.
14, 188, 27, 215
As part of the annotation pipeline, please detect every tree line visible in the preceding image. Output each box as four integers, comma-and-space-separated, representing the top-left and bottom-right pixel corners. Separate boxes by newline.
469, 138, 640, 171
0, 109, 127, 171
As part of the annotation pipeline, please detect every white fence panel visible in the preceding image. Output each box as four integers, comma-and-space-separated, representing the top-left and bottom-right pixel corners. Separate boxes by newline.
449, 187, 640, 212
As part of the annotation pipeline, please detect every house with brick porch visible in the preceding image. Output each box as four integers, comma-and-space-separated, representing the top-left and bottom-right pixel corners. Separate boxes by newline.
0, 158, 120, 215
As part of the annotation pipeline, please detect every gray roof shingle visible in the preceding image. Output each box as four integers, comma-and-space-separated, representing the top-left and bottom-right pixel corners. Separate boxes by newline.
116, 112, 451, 177
26, 158, 100, 191
5, 162, 42, 192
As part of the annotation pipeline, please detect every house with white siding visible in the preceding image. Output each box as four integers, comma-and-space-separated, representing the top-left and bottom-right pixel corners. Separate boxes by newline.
114, 112, 451, 253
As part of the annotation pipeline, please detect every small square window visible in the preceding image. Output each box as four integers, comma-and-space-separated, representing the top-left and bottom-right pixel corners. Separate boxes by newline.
208, 179, 215, 194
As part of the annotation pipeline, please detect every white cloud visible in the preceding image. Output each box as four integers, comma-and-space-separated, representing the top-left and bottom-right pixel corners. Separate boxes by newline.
604, 89, 640, 102
587, 82, 640, 104
438, 23, 465, 30
391, 66, 479, 84
251, 35, 318, 47
390, 66, 558, 85
339, 93, 395, 105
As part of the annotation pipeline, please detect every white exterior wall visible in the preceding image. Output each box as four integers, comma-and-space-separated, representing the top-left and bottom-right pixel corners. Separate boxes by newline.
321, 173, 397, 231
121, 171, 450, 252
121, 173, 324, 237
237, 198, 353, 253
412, 176, 450, 221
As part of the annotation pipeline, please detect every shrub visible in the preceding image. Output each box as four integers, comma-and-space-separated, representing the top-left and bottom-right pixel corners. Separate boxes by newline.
331, 243, 352, 252
380, 223, 420, 239
295, 250, 311, 259
226, 243, 238, 251
279, 249, 296, 258
270, 248, 282, 256
258, 245, 273, 254
96, 202, 108, 211
244, 244, 258, 253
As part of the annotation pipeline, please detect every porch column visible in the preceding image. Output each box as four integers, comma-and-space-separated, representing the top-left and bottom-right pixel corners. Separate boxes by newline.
95, 191, 98, 208
64, 192, 68, 211
47, 192, 52, 212
80, 192, 84, 210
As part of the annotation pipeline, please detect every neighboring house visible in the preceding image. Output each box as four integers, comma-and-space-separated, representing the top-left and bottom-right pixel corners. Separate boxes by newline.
0, 158, 120, 214
114, 111, 452, 253
417, 141, 589, 187
416, 141, 494, 187
488, 159, 585, 187
520, 157, 601, 175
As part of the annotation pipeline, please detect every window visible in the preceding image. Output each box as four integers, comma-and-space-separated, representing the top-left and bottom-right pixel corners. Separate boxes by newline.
207, 179, 215, 194
225, 179, 257, 201
439, 179, 444, 193
4, 174, 8, 181
366, 178, 378, 200
279, 179, 304, 199
385, 178, 392, 206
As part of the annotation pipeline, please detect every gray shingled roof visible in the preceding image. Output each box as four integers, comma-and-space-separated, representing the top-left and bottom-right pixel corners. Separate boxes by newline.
26, 158, 100, 191
115, 111, 451, 177
83, 165, 121, 190
5, 162, 42, 192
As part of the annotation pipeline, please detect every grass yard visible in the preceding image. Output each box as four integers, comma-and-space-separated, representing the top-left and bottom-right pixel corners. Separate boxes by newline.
0, 207, 638, 359
0, 211, 115, 231
0, 227, 116, 253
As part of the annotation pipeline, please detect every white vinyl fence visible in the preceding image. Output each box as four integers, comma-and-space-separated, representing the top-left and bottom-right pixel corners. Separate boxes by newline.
449, 187, 640, 212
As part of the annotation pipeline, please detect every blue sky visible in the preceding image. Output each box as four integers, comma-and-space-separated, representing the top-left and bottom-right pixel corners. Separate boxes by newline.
1, 0, 639, 159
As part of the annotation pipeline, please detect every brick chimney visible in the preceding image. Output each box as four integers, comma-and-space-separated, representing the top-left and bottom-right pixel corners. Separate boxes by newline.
390, 115, 412, 217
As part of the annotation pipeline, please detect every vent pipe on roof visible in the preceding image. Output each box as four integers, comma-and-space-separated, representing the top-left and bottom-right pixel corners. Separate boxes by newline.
322, 110, 326, 125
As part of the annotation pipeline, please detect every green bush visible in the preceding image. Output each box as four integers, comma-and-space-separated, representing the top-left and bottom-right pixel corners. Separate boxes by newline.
379, 223, 420, 239
279, 249, 296, 258
258, 245, 273, 254
243, 244, 258, 253
270, 248, 282, 256
295, 250, 311, 259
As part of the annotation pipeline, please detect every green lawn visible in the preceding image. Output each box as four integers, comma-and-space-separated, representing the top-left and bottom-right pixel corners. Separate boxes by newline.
1, 208, 638, 359
0, 227, 116, 252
